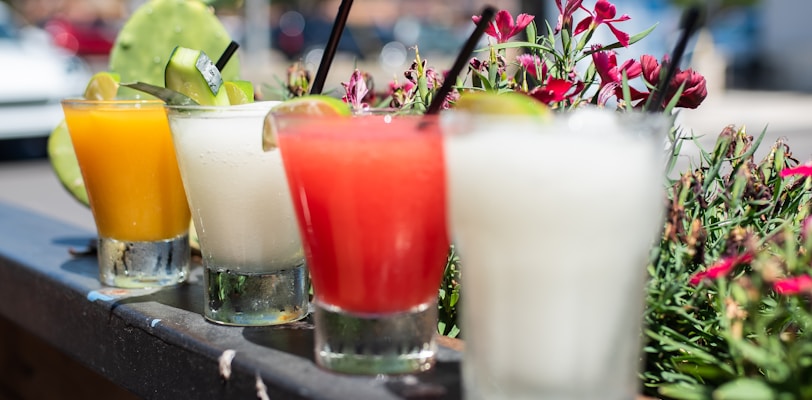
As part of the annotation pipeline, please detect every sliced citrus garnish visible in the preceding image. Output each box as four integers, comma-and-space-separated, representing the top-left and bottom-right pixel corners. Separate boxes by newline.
224, 81, 254, 105
49, 71, 122, 208
262, 95, 352, 151
83, 71, 120, 100
454, 91, 551, 118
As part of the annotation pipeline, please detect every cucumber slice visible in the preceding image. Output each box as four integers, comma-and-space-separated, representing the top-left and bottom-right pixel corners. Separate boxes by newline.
164, 46, 230, 106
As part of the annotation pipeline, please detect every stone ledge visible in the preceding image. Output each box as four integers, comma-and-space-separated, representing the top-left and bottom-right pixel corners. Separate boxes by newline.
0, 201, 461, 399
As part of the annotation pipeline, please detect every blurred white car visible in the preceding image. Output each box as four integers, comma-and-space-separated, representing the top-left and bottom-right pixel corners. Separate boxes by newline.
0, 3, 90, 142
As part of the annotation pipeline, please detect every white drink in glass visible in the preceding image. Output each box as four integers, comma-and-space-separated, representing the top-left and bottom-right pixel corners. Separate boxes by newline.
166, 101, 308, 326
443, 109, 666, 400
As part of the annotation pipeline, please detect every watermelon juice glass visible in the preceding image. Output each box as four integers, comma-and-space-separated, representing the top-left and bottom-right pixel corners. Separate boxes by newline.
272, 112, 449, 375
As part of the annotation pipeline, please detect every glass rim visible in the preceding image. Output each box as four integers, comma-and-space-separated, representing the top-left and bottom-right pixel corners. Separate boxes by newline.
164, 100, 281, 112
60, 98, 166, 107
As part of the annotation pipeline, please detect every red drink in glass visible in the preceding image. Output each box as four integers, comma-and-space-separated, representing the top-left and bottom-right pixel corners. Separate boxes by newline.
274, 113, 449, 374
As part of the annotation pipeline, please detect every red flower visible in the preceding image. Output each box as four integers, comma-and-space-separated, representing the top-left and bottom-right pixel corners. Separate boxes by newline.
640, 55, 707, 110
591, 47, 644, 106
529, 77, 583, 104
575, 0, 631, 47
780, 164, 812, 178
773, 275, 812, 295
473, 10, 534, 44
689, 253, 754, 286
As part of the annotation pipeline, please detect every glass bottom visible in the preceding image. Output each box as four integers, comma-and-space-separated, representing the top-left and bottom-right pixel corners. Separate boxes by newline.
204, 264, 310, 326
313, 300, 438, 375
97, 234, 190, 288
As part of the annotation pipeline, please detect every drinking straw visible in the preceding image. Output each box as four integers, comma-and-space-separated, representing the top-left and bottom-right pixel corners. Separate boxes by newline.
425, 5, 497, 115
310, 0, 355, 95
215, 40, 240, 71
645, 6, 701, 112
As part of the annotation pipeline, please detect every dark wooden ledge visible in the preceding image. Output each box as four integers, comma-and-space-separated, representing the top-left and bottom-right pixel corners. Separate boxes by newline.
0, 201, 462, 399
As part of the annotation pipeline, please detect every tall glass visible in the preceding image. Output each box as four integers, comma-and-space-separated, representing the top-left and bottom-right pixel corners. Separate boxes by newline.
165, 102, 309, 326
272, 113, 449, 374
443, 109, 667, 400
61, 99, 191, 288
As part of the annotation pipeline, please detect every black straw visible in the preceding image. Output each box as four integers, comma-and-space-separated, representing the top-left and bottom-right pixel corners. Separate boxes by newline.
425, 5, 497, 115
645, 6, 701, 112
310, 0, 355, 95
215, 41, 240, 72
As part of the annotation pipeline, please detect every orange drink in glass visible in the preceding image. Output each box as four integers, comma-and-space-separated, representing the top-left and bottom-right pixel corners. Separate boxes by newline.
61, 99, 191, 288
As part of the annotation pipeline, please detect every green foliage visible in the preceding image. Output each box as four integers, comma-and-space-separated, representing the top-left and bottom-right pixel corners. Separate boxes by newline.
642, 124, 812, 399
438, 245, 461, 337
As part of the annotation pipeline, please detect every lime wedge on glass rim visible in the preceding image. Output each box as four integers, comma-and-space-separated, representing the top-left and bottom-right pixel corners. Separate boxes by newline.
48, 72, 121, 208
262, 95, 352, 151
453, 91, 551, 117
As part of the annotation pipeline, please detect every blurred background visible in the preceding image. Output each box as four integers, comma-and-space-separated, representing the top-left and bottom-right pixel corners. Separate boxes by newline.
0, 0, 802, 159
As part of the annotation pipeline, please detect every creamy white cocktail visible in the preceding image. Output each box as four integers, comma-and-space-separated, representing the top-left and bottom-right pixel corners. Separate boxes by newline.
443, 109, 666, 400
166, 102, 308, 326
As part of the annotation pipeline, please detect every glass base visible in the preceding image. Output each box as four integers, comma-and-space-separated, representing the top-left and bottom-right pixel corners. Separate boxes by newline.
313, 300, 438, 375
204, 264, 310, 326
97, 234, 190, 288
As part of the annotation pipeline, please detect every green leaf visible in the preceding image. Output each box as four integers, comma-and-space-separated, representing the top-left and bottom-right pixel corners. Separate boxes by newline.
713, 379, 775, 400
120, 82, 198, 105
658, 383, 712, 400
580, 24, 658, 57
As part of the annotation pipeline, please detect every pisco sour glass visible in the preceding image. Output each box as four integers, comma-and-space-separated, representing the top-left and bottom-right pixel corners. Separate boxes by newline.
165, 102, 309, 326
271, 111, 449, 374
442, 108, 667, 400
61, 99, 191, 288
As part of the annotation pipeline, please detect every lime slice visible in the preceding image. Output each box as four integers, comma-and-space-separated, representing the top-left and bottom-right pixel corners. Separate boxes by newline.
164, 46, 230, 106
83, 71, 120, 100
262, 95, 352, 151
454, 91, 551, 118
224, 81, 254, 105
48, 72, 122, 208
48, 120, 89, 207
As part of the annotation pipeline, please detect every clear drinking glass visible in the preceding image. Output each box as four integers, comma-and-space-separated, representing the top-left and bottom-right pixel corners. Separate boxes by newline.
165, 102, 309, 326
61, 99, 191, 288
271, 112, 449, 374
442, 108, 668, 400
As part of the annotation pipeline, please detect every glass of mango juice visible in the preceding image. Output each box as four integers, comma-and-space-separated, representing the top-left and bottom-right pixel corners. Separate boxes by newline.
61, 99, 191, 288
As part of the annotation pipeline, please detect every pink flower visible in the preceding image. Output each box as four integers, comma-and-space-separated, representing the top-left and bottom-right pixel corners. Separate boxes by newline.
780, 164, 812, 178
689, 253, 754, 286
773, 275, 812, 295
575, 0, 631, 47
473, 10, 534, 44
341, 69, 369, 110
555, 0, 584, 33
516, 54, 546, 79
